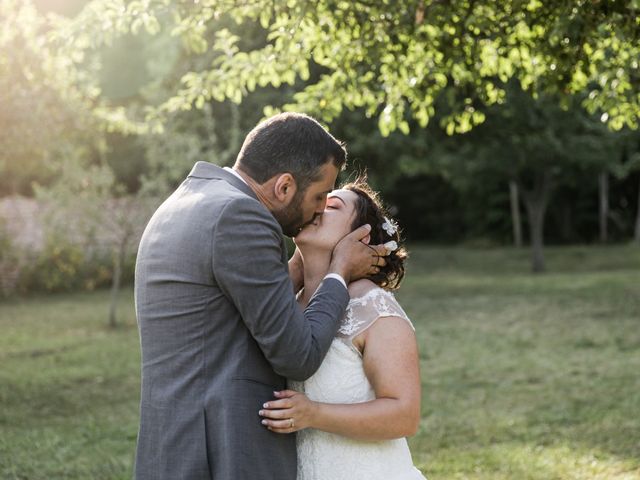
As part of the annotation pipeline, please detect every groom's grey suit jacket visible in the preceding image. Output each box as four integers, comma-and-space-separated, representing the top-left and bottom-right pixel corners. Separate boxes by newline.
134, 161, 349, 480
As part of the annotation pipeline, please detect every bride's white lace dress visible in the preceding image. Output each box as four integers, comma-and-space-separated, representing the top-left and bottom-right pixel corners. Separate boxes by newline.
290, 288, 427, 480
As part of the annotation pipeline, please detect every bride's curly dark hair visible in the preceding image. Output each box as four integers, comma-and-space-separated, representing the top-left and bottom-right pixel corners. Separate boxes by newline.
342, 178, 407, 290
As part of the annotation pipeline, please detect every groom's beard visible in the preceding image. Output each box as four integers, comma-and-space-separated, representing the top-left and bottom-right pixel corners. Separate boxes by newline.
275, 203, 305, 237
275, 191, 311, 237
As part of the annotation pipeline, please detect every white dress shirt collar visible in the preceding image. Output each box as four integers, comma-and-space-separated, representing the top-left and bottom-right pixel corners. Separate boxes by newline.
223, 166, 248, 185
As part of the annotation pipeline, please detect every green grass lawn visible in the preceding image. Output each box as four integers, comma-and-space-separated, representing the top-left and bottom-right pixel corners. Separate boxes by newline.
1, 245, 639, 479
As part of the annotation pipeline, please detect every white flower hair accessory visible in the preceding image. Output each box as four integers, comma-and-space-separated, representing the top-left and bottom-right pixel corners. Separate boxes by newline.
383, 240, 398, 253
381, 217, 397, 236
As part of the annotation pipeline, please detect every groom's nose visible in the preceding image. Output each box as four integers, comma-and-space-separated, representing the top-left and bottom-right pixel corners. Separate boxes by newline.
318, 196, 328, 212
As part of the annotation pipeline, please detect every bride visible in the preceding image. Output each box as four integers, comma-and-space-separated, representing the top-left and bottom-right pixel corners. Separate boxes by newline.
259, 180, 427, 480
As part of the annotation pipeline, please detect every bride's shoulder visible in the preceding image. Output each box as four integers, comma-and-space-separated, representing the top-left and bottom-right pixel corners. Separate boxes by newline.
347, 279, 380, 299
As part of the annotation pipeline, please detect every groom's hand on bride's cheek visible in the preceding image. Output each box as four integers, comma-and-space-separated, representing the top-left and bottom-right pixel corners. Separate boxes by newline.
353, 225, 390, 279
330, 225, 387, 282
366, 243, 388, 277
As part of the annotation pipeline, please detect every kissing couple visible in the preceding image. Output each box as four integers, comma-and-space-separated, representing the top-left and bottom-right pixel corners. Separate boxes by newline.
134, 112, 427, 480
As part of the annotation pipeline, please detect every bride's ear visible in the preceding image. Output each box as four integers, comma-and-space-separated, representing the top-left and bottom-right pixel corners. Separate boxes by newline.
273, 173, 297, 204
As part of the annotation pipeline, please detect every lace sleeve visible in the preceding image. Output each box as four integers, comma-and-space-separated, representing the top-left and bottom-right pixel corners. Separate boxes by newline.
337, 288, 414, 346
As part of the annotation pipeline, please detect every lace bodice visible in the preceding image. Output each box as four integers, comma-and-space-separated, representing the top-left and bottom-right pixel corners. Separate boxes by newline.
290, 287, 426, 480
337, 287, 413, 345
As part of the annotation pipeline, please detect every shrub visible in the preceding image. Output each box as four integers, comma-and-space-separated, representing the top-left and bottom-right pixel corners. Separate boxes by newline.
18, 234, 135, 294
0, 220, 23, 297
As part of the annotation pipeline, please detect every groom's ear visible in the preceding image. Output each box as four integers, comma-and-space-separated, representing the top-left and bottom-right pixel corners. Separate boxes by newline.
273, 173, 297, 203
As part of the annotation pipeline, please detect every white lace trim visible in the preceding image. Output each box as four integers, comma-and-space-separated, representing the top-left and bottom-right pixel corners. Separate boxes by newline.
338, 288, 413, 339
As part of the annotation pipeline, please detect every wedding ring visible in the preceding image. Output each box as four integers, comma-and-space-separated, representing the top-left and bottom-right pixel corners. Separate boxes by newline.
290, 418, 295, 428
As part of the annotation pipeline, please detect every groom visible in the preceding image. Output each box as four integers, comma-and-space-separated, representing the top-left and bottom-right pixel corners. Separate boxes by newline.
134, 112, 386, 479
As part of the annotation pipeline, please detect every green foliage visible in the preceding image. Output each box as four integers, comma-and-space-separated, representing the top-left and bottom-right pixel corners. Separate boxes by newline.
58, 0, 640, 136
98, 33, 156, 100
0, 0, 100, 195
22, 235, 114, 293
26, 155, 149, 297
139, 103, 224, 193
387, 174, 468, 243
428, 84, 624, 189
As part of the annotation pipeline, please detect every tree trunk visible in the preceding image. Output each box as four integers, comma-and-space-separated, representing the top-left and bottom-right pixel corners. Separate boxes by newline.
521, 171, 553, 273
599, 171, 609, 243
525, 200, 547, 273
635, 173, 640, 243
509, 180, 523, 248
108, 237, 128, 328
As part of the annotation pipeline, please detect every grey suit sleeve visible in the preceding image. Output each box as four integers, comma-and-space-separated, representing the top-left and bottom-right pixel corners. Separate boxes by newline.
212, 197, 349, 381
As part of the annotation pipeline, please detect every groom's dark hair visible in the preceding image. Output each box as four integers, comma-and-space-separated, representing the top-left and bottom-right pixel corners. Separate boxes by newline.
235, 112, 347, 192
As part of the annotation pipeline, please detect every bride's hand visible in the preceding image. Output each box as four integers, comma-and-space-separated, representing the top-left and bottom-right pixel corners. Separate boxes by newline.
259, 390, 317, 434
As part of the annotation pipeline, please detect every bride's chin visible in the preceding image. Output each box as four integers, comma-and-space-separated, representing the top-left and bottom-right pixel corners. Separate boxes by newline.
293, 231, 310, 246
293, 235, 328, 253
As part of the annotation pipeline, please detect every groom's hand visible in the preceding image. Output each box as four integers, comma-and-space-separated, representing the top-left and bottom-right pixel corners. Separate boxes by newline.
259, 390, 317, 434
329, 224, 389, 284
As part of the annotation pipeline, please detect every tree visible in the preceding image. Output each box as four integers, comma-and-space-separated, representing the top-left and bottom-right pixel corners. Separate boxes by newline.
58, 0, 640, 136
425, 84, 625, 272
509, 180, 523, 247
0, 0, 99, 195
609, 135, 640, 244
636, 171, 640, 243
16, 0, 640, 275
35, 156, 156, 327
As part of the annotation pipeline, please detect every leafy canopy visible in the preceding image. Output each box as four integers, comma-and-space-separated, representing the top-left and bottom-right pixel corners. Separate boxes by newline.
57, 0, 640, 135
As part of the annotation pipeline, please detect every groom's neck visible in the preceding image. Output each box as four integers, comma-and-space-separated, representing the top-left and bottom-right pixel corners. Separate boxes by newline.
233, 167, 278, 212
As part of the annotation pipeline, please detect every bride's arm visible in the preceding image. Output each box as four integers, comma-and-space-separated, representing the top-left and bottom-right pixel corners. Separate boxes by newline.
259, 316, 422, 441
